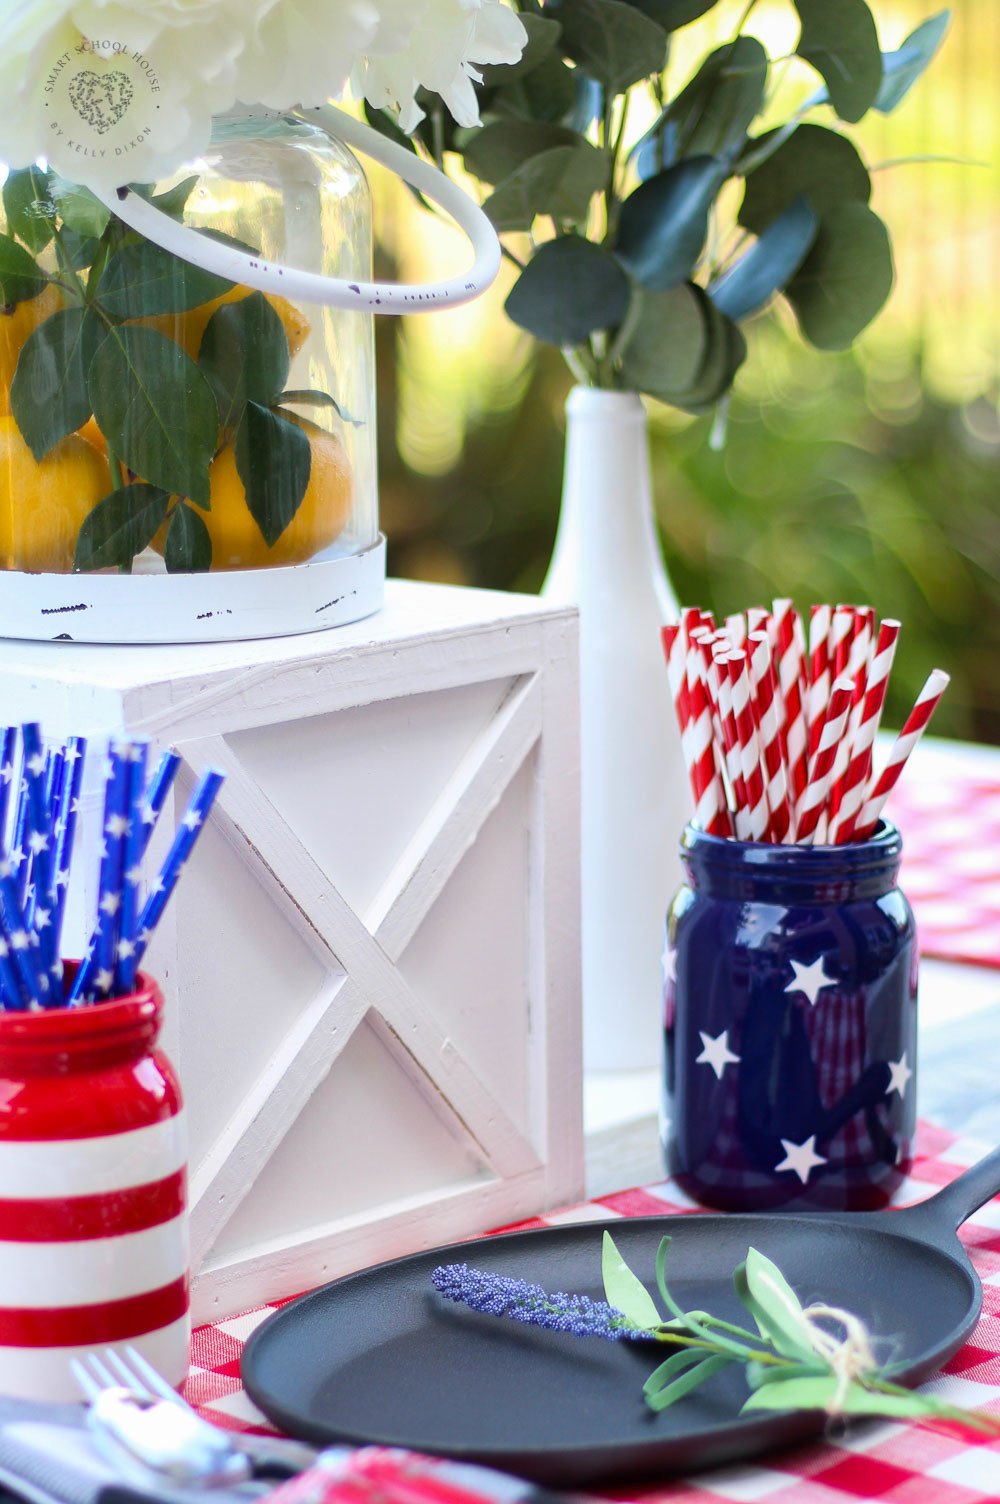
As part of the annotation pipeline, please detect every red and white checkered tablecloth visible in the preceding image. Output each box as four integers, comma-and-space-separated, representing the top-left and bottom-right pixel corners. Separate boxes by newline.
186, 1119, 1000, 1504
893, 765, 1000, 969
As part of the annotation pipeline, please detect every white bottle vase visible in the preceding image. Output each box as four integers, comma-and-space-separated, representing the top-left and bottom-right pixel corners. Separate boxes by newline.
543, 386, 690, 1073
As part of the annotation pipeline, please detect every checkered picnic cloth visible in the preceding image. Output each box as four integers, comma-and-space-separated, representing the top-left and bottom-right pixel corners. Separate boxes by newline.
187, 1119, 1000, 1504
893, 768, 1000, 969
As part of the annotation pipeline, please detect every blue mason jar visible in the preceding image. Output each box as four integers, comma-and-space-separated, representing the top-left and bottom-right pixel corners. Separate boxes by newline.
662, 821, 917, 1212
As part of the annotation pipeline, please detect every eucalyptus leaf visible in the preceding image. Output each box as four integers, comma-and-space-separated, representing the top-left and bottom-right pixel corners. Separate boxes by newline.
483, 144, 609, 231
558, 0, 668, 95
49, 175, 111, 239
619, 283, 706, 401
88, 325, 219, 506
709, 198, 817, 320
10, 306, 102, 460
785, 202, 893, 349
164, 502, 212, 572
199, 290, 290, 427
462, 121, 583, 184
567, 72, 604, 133
622, 0, 718, 28
73, 483, 170, 571
666, 36, 768, 161
2, 167, 54, 253
875, 11, 950, 113
504, 237, 630, 346
491, 51, 578, 124
96, 240, 234, 319
235, 401, 312, 547
479, 14, 562, 84
616, 156, 723, 290
646, 1354, 733, 1413
794, 0, 883, 123
739, 125, 871, 235
601, 1231, 662, 1329
674, 291, 746, 412
0, 234, 49, 306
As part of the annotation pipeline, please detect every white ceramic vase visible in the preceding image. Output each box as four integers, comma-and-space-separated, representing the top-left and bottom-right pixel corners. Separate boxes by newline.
543, 386, 689, 1073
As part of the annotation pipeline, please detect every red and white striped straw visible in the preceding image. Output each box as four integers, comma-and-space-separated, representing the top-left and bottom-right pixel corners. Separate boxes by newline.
795, 678, 854, 845
851, 668, 950, 841
828, 613, 875, 828
725, 613, 747, 650
725, 651, 770, 842
773, 600, 809, 818
747, 632, 792, 843
662, 623, 732, 837
807, 605, 832, 760
714, 645, 752, 840
830, 619, 900, 843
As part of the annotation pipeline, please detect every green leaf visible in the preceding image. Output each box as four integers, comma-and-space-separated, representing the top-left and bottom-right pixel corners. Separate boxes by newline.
279, 389, 362, 426
235, 402, 312, 548
616, 157, 723, 290
710, 198, 818, 320
666, 37, 768, 160
622, 0, 718, 28
558, 0, 668, 95
164, 502, 212, 572
462, 121, 583, 184
483, 144, 609, 231
60, 230, 102, 271
735, 1249, 817, 1362
619, 283, 706, 402
10, 306, 102, 460
794, 0, 883, 123
479, 14, 562, 84
88, 325, 219, 506
742, 1376, 938, 1419
739, 125, 871, 235
646, 1354, 732, 1412
491, 52, 578, 124
676, 289, 746, 413
875, 11, 949, 113
49, 175, 111, 239
601, 1231, 662, 1329
363, 104, 419, 154
96, 239, 234, 319
199, 290, 290, 428
643, 1348, 707, 1396
785, 202, 893, 350
0, 234, 49, 305
3, 167, 54, 253
151, 176, 201, 221
73, 483, 170, 571
504, 237, 631, 347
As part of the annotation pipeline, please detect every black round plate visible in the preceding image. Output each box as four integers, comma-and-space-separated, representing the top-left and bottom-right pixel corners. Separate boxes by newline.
241, 1212, 978, 1487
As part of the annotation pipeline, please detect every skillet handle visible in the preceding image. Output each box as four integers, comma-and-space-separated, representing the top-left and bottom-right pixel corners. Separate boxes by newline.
898, 1144, 1000, 1238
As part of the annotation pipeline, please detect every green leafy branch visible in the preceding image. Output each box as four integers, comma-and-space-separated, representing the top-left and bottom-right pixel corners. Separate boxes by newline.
603, 1232, 997, 1428
396, 0, 950, 417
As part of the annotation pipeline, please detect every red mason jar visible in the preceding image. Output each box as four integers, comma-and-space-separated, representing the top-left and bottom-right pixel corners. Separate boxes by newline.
0, 975, 188, 1399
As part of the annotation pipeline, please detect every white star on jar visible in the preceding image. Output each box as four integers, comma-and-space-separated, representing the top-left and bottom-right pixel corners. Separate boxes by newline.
695, 1029, 740, 1081
886, 1053, 913, 1099
784, 955, 836, 1007
774, 1135, 827, 1185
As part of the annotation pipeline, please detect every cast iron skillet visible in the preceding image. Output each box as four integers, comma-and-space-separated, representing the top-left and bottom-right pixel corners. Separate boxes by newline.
242, 1148, 1000, 1487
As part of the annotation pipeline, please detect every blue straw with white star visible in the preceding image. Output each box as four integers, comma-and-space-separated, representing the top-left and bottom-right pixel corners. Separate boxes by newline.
0, 934, 28, 1012
20, 726, 58, 989
0, 855, 47, 1008
114, 742, 148, 995
49, 736, 86, 985
68, 746, 130, 1005
0, 728, 16, 845
138, 750, 181, 858
116, 769, 224, 994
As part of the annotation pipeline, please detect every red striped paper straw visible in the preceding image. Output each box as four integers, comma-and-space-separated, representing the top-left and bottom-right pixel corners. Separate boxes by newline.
725, 613, 747, 649
714, 644, 751, 840
726, 651, 769, 842
852, 669, 950, 841
831, 619, 901, 843
773, 600, 809, 815
828, 613, 875, 828
795, 678, 854, 845
807, 605, 832, 760
747, 632, 792, 843
686, 637, 733, 837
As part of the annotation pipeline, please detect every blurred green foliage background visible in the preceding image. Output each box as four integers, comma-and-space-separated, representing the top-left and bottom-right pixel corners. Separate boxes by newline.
370, 0, 1000, 745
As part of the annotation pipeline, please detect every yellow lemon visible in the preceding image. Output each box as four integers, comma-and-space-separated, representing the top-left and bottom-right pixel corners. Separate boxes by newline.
0, 284, 63, 416
0, 416, 112, 572
154, 417, 352, 570
141, 287, 311, 364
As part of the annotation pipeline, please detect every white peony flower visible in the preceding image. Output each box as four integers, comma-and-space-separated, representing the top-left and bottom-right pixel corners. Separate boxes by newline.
0, 0, 527, 191
354, 0, 528, 132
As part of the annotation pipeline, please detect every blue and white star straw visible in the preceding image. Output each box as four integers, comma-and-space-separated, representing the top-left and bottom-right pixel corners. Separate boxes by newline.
68, 746, 130, 1004
114, 742, 148, 995
0, 728, 16, 843
0, 935, 27, 1012
0, 856, 47, 1008
117, 769, 224, 993
50, 736, 86, 979
139, 750, 181, 859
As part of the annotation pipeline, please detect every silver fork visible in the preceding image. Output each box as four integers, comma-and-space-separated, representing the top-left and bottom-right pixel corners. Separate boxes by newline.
71, 1347, 311, 1489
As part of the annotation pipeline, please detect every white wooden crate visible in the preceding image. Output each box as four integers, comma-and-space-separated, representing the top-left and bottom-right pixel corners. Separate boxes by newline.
0, 581, 583, 1321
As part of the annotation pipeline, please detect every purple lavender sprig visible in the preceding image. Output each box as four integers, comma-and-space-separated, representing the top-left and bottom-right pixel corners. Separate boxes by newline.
431, 1264, 646, 1342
